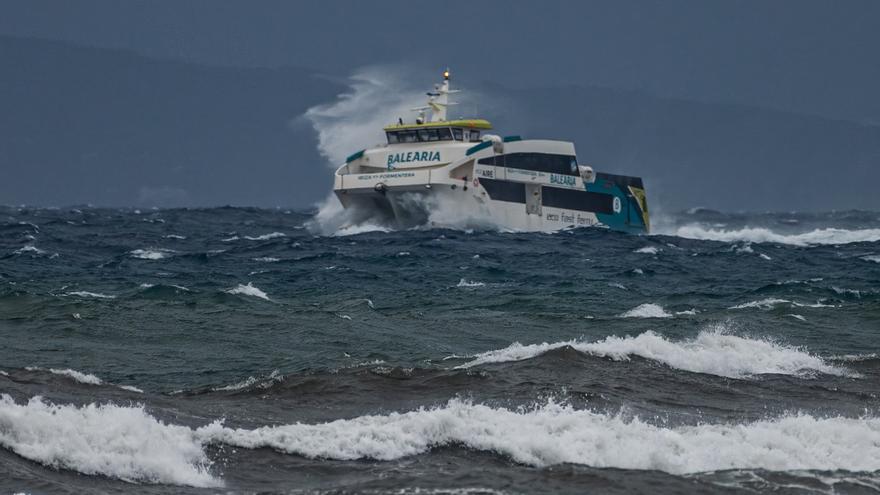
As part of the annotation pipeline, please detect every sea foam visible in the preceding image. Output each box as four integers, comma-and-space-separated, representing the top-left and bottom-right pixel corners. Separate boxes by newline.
198, 398, 880, 474
669, 226, 880, 246
129, 248, 174, 260
619, 303, 672, 318
226, 282, 270, 301
0, 395, 220, 487
456, 328, 850, 378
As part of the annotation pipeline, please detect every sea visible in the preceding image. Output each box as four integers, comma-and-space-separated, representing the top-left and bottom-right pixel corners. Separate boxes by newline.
1, 205, 879, 494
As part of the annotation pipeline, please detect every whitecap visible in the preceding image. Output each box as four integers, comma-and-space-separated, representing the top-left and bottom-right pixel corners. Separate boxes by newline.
675, 309, 699, 315
786, 314, 807, 321
0, 395, 220, 487
244, 232, 286, 241
634, 246, 660, 255
221, 235, 239, 242
130, 249, 174, 260
728, 298, 791, 310
333, 223, 392, 236
163, 234, 186, 240
619, 303, 672, 318
253, 257, 280, 262
65, 291, 116, 299
862, 255, 880, 263
14, 245, 44, 255
669, 225, 880, 246
632, 268, 644, 275
212, 370, 282, 392
225, 283, 270, 301
758, 253, 772, 261
457, 327, 850, 378
457, 279, 486, 288
196, 398, 880, 474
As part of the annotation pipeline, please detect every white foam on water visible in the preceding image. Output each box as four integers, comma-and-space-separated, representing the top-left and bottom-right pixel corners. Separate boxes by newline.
197, 398, 880, 474
457, 279, 486, 288
14, 245, 44, 255
221, 235, 239, 242
65, 291, 116, 299
163, 234, 186, 240
729, 298, 792, 310
759, 253, 773, 261
862, 255, 880, 263
619, 303, 672, 318
118, 385, 145, 393
0, 395, 220, 487
457, 327, 851, 378
226, 282, 270, 301
129, 248, 174, 260
243, 232, 286, 241
44, 368, 102, 385
675, 309, 699, 315
333, 222, 392, 236
253, 257, 280, 262
786, 314, 807, 321
667, 225, 880, 246
212, 370, 282, 392
634, 246, 660, 255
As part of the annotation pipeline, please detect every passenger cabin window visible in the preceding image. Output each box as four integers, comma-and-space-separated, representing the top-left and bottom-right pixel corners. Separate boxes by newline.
469, 130, 481, 142
452, 128, 463, 141
477, 153, 579, 176
386, 132, 399, 144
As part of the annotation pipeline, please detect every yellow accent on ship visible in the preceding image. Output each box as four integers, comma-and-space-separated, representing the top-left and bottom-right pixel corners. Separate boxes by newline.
628, 186, 650, 232
383, 119, 493, 132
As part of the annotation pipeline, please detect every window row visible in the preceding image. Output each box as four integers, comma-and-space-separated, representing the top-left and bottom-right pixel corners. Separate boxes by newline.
478, 153, 578, 176
387, 128, 481, 144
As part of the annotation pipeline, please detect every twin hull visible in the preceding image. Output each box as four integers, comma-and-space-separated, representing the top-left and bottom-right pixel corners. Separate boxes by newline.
333, 139, 649, 233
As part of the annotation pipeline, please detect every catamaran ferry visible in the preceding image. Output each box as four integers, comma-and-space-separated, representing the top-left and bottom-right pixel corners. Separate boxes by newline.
333, 70, 649, 233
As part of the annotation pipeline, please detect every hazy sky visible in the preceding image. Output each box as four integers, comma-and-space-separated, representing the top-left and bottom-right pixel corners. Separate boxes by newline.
3, 0, 879, 123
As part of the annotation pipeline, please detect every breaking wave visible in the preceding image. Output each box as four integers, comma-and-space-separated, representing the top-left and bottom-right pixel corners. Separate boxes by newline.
4, 395, 879, 487
0, 395, 220, 487
198, 399, 880, 474
225, 282, 270, 301
668, 225, 880, 246
619, 303, 672, 318
456, 327, 851, 378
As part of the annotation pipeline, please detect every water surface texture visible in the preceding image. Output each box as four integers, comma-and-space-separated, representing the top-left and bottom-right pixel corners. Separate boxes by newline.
1, 206, 879, 494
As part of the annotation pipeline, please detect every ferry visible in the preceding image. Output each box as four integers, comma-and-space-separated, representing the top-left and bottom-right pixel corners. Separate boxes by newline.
332, 70, 649, 233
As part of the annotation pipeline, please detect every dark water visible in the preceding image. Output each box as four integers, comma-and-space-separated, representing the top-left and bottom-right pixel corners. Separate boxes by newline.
1, 206, 880, 494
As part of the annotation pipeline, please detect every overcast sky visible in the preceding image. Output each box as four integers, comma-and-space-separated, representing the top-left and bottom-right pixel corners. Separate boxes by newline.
3, 0, 879, 123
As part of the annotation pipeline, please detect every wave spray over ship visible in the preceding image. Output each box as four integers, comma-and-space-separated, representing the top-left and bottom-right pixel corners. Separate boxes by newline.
308, 68, 650, 235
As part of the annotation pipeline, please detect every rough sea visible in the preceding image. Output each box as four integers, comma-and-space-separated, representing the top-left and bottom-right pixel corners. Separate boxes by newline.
2, 205, 880, 494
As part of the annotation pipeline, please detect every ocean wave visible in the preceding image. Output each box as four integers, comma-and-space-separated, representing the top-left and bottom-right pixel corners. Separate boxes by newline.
456, 327, 850, 378
729, 298, 792, 310
226, 282, 270, 301
0, 394, 220, 487
211, 370, 282, 392
730, 298, 838, 310
862, 255, 880, 263
64, 291, 116, 299
14, 245, 45, 255
333, 223, 392, 236
253, 257, 280, 262
129, 248, 174, 260
669, 225, 880, 246
634, 246, 661, 255
243, 232, 286, 241
619, 303, 672, 318
23, 367, 144, 392
25, 367, 102, 385
457, 279, 486, 288
198, 398, 880, 474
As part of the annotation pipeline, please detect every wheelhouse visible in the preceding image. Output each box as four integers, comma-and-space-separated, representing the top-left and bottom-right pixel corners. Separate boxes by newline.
384, 119, 492, 144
